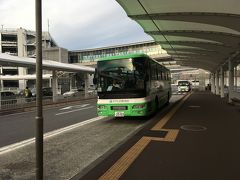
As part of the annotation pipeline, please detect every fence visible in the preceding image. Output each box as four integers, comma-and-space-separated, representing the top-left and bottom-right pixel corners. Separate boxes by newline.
0, 92, 97, 111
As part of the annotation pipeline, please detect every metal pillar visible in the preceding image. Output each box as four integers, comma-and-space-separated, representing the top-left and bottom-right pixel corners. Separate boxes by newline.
228, 60, 234, 103
52, 70, 58, 102
234, 66, 238, 88
215, 70, 220, 95
220, 67, 224, 98
35, 0, 43, 179
84, 73, 89, 98
211, 73, 215, 94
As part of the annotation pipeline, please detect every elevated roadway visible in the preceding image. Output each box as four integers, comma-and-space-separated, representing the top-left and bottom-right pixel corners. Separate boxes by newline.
0, 53, 94, 73
0, 53, 95, 103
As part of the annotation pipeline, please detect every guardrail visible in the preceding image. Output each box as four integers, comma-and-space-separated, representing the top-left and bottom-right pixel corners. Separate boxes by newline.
233, 86, 240, 92
0, 92, 97, 111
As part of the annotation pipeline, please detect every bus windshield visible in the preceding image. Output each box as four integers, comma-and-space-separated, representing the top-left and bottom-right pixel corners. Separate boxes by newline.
178, 81, 190, 86
97, 58, 146, 92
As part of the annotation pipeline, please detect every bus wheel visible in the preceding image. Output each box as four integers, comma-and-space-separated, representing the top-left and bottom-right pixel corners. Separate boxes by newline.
166, 92, 170, 104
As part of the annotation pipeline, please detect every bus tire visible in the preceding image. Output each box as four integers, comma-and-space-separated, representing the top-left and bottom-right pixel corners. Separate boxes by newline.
166, 92, 170, 104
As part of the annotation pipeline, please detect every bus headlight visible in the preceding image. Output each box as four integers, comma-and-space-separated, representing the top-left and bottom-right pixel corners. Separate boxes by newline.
133, 104, 145, 109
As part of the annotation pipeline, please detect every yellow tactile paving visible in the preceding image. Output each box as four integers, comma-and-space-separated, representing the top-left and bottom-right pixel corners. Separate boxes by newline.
99, 94, 191, 180
149, 129, 179, 142
99, 137, 152, 180
164, 129, 179, 142
151, 93, 191, 131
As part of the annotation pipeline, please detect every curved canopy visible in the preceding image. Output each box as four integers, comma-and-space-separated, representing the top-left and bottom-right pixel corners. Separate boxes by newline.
117, 0, 240, 72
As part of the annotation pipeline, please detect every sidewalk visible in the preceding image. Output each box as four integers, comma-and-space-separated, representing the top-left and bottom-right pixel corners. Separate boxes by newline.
78, 91, 240, 180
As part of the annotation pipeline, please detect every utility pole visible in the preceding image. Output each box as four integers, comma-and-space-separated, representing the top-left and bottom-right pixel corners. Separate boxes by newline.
35, 0, 43, 179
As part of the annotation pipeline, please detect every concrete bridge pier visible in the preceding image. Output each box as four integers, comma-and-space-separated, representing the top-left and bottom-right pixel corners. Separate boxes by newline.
84, 73, 89, 98
52, 70, 58, 102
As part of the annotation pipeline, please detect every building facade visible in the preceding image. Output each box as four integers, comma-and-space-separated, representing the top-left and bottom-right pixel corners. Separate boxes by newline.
68, 41, 168, 64
0, 28, 58, 90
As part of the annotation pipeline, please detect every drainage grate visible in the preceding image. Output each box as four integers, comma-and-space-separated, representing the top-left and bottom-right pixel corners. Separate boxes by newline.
180, 125, 207, 132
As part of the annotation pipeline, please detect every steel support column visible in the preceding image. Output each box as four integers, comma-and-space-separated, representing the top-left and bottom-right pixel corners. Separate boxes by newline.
235, 66, 238, 88
211, 73, 216, 94
215, 70, 220, 95
228, 60, 234, 103
220, 67, 225, 98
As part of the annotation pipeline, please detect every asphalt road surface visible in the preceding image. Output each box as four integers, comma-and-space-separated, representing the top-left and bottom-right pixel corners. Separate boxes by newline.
0, 99, 97, 147
0, 95, 183, 180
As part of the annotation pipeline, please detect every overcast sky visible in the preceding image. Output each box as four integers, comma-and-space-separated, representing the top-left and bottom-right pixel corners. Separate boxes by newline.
0, 0, 152, 50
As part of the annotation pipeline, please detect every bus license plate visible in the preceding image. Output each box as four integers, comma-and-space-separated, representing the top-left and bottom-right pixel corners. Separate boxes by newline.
115, 112, 124, 117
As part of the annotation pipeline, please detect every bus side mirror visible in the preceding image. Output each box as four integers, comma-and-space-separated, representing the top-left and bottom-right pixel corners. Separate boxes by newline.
145, 74, 149, 81
93, 68, 97, 85
93, 78, 97, 85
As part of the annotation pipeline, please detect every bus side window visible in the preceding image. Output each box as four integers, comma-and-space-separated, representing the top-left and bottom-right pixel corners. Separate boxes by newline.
155, 64, 158, 80
163, 72, 166, 80
151, 62, 155, 80
158, 67, 162, 80
154, 64, 158, 80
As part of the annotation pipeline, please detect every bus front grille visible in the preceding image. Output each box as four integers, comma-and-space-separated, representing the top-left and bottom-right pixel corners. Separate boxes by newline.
111, 106, 128, 110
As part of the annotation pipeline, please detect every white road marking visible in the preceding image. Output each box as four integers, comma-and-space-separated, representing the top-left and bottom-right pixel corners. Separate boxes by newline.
56, 106, 94, 116
80, 104, 90, 108
0, 116, 106, 155
59, 104, 90, 111
60, 106, 72, 110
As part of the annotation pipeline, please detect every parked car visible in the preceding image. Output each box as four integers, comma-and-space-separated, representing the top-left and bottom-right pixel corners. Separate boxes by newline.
0, 91, 17, 105
17, 89, 25, 97
31, 87, 53, 97
63, 89, 84, 98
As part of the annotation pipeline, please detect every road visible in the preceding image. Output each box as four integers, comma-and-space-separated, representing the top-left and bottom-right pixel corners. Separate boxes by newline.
0, 99, 97, 147
0, 94, 184, 180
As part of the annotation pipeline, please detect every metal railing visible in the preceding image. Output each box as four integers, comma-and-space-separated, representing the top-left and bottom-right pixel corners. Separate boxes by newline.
0, 92, 97, 111
233, 86, 240, 92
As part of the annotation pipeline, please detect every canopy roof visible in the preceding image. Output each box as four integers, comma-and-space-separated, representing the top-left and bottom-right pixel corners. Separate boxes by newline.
117, 0, 240, 72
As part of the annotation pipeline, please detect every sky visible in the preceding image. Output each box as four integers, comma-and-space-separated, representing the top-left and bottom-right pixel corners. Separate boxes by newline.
0, 0, 152, 50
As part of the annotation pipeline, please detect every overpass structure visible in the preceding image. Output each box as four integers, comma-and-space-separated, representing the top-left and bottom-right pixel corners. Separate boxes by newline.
116, 0, 240, 102
70, 40, 199, 74
0, 53, 94, 101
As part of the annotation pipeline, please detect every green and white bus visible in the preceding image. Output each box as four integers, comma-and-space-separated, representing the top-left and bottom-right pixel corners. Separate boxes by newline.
94, 53, 171, 117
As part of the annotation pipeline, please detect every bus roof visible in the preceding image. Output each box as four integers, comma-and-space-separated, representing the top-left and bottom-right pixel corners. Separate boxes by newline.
97, 53, 149, 61
97, 53, 170, 72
